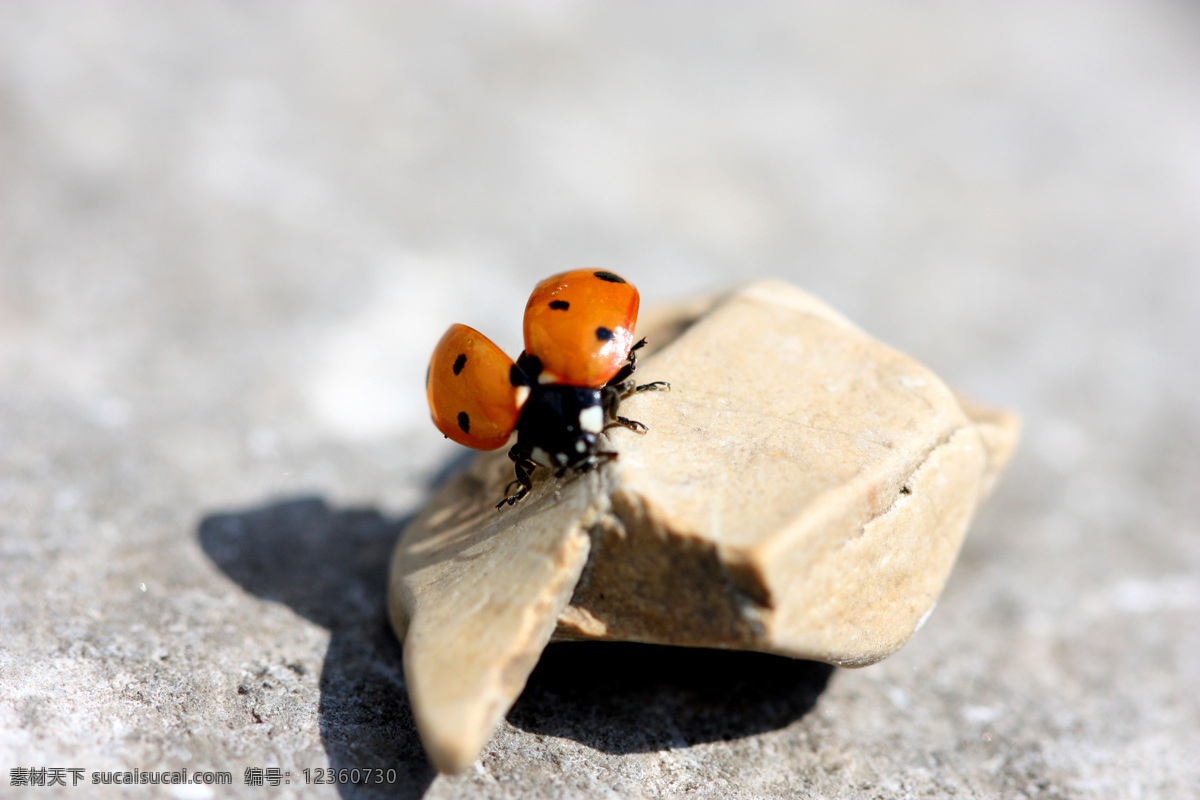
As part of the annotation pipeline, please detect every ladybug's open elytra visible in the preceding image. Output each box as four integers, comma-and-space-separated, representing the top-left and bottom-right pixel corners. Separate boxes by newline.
426, 269, 669, 509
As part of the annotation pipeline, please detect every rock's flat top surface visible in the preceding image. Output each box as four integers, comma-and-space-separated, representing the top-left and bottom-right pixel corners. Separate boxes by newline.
2, 4, 1198, 799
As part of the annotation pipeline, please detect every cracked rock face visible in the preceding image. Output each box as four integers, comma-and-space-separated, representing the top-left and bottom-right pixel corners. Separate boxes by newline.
388, 280, 1018, 774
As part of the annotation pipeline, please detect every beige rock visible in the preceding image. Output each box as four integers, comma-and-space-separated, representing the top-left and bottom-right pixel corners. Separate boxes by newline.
387, 458, 597, 775
388, 280, 1018, 773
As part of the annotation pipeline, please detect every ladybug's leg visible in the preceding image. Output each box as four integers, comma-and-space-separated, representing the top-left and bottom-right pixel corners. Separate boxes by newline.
601, 379, 670, 424
605, 340, 671, 401
601, 337, 670, 431
601, 383, 624, 421
604, 416, 648, 434
497, 443, 537, 510
497, 460, 535, 509
557, 450, 618, 479
631, 380, 670, 395
604, 338, 646, 390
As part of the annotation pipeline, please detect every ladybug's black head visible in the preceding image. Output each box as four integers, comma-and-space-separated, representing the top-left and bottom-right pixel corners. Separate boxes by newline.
515, 384, 604, 468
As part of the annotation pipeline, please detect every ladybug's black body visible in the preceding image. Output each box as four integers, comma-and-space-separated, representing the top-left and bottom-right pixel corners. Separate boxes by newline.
513, 383, 605, 469
497, 340, 667, 509
426, 269, 668, 510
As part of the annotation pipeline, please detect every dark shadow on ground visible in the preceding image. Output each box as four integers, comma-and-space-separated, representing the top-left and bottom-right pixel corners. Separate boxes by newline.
199, 449, 833, 793
199, 496, 434, 800
509, 642, 835, 753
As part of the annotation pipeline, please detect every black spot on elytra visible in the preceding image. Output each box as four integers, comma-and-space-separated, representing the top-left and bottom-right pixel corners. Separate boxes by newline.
549, 300, 570, 311
595, 327, 614, 342
509, 364, 530, 387
452, 354, 467, 375
593, 270, 626, 284
520, 353, 543, 379
457, 412, 470, 434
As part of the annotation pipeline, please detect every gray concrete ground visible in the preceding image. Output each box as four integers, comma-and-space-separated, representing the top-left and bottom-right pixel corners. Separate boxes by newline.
2, 3, 1198, 798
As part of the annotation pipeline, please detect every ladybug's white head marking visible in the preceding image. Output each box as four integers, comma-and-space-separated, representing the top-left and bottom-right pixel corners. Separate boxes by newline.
579, 405, 603, 434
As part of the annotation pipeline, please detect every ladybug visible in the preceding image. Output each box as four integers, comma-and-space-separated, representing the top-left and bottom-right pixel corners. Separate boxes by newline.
426, 269, 669, 509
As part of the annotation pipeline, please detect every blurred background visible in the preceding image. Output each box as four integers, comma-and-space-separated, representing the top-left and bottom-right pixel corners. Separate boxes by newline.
2, 4, 1197, 798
